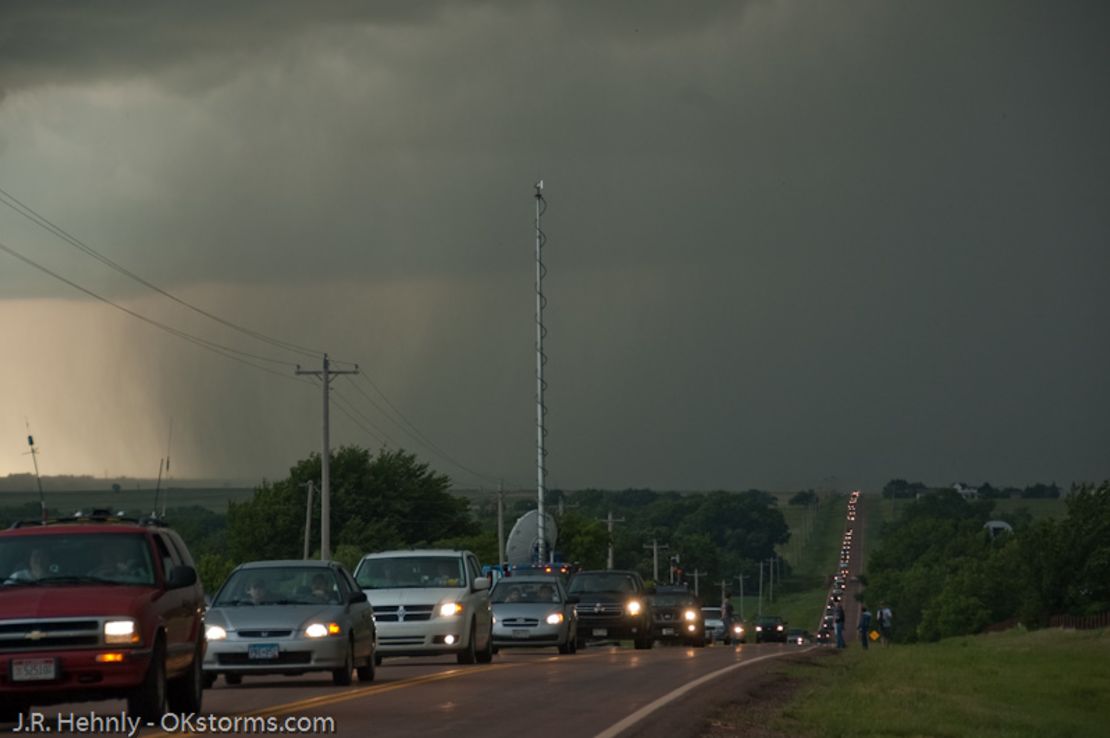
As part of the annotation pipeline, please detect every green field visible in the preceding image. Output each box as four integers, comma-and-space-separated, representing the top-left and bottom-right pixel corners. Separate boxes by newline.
768, 628, 1110, 737
0, 487, 256, 515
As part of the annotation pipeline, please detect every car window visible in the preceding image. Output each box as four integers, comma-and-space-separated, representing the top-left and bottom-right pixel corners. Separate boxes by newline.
0, 533, 156, 587
492, 581, 561, 604
214, 567, 343, 606
354, 556, 465, 589
154, 534, 180, 579
467, 555, 481, 583
164, 530, 196, 568
568, 574, 637, 594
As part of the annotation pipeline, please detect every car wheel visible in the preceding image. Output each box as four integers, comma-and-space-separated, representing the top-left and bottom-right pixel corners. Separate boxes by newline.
332, 642, 354, 686
374, 652, 383, 666
0, 702, 25, 724
475, 627, 494, 664
167, 642, 204, 713
457, 622, 477, 665
224, 674, 243, 686
576, 633, 588, 650
128, 638, 167, 721
356, 646, 375, 683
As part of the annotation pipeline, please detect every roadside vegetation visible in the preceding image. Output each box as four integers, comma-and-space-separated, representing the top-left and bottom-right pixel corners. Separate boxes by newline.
770, 628, 1110, 738
864, 482, 1110, 641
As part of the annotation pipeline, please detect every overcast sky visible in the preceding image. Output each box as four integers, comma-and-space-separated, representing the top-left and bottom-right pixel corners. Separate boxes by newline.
1, 0, 1107, 492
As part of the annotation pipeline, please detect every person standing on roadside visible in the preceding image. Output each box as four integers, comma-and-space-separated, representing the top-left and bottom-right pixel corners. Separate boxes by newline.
878, 603, 893, 645
858, 605, 872, 650
834, 602, 846, 648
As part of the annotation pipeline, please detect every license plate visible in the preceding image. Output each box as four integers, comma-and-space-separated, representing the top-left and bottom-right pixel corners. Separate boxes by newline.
248, 643, 279, 660
11, 658, 57, 682
661, 627, 674, 636
511, 629, 529, 639
592, 628, 607, 637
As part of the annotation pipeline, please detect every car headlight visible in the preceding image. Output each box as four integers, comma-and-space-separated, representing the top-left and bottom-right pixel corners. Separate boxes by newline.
755, 625, 762, 632
104, 619, 140, 645
776, 625, 784, 631
305, 622, 342, 638
626, 600, 642, 616
546, 612, 564, 625
439, 602, 463, 617
683, 609, 698, 622
733, 624, 744, 633
205, 625, 228, 641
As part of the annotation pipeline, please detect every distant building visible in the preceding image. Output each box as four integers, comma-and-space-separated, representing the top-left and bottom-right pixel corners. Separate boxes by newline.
952, 483, 979, 500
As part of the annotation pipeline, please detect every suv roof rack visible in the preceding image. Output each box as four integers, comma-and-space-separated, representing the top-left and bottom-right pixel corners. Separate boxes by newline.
8, 509, 169, 529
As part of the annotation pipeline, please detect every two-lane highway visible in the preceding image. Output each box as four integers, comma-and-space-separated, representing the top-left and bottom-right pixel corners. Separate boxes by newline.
34, 642, 814, 737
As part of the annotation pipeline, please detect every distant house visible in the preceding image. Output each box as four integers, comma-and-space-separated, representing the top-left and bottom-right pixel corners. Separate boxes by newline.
952, 483, 979, 500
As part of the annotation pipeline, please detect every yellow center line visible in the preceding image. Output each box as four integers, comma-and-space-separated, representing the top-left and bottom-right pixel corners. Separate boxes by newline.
145, 662, 522, 738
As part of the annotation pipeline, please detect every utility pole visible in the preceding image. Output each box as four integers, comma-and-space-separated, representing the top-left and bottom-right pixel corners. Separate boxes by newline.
690, 569, 708, 597
736, 574, 749, 620
768, 555, 776, 604
497, 482, 506, 569
534, 179, 549, 564
642, 539, 670, 583
302, 481, 315, 560
758, 561, 764, 618
296, 353, 358, 560
600, 510, 625, 569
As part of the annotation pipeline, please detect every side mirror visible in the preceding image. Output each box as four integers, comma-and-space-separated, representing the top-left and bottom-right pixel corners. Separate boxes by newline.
472, 577, 490, 592
348, 591, 368, 604
167, 565, 198, 590
566, 595, 580, 605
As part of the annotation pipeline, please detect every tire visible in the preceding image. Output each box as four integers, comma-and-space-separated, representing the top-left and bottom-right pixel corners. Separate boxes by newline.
475, 627, 494, 664
0, 702, 25, 724
224, 673, 243, 686
576, 634, 588, 650
167, 642, 204, 713
374, 653, 383, 666
456, 622, 477, 665
332, 642, 354, 686
558, 635, 577, 655
356, 646, 375, 683
128, 638, 167, 721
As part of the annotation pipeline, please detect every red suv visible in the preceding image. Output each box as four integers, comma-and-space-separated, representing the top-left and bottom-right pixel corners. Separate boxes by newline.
0, 512, 206, 722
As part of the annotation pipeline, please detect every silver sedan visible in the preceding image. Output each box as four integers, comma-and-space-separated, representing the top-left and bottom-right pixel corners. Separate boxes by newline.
203, 560, 376, 686
491, 576, 578, 654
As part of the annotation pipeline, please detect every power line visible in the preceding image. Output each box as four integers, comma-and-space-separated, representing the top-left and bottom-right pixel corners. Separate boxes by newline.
347, 373, 511, 487
0, 238, 308, 380
0, 184, 324, 359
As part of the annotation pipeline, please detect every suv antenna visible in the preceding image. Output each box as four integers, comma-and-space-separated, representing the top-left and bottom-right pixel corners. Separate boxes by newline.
24, 419, 46, 522
152, 457, 165, 517
161, 418, 173, 517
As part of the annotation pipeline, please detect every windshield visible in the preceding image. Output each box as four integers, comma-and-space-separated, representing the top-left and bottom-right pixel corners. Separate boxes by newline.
568, 574, 637, 594
354, 556, 465, 589
0, 533, 155, 587
214, 567, 342, 606
652, 594, 696, 607
492, 581, 561, 604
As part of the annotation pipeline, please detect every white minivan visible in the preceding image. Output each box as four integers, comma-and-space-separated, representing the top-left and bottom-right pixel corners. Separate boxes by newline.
352, 549, 493, 665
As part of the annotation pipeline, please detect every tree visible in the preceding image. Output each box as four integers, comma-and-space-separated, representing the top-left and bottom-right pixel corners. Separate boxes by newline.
228, 446, 475, 563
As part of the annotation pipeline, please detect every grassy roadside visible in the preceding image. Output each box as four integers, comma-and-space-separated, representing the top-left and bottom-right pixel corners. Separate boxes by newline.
706, 628, 1110, 737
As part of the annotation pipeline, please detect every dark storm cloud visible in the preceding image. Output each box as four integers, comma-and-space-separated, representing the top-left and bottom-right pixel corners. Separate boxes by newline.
1, 1, 1107, 490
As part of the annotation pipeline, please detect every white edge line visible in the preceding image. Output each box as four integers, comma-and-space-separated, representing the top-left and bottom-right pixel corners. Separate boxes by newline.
593, 647, 817, 738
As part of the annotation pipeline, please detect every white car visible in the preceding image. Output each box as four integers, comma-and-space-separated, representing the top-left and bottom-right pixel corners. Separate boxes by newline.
353, 550, 493, 664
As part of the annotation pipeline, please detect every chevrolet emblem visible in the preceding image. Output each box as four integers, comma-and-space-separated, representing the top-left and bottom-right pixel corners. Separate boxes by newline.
397, 606, 407, 622
26, 630, 46, 641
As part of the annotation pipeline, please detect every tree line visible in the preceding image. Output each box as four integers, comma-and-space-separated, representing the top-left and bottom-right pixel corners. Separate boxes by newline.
862, 482, 1110, 642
